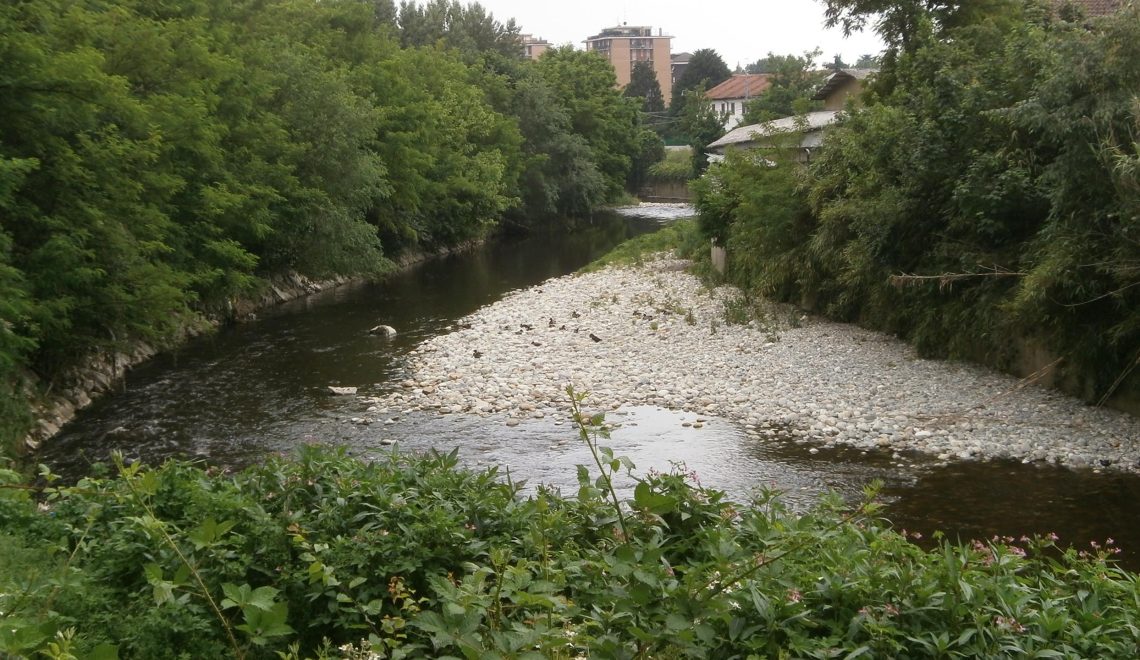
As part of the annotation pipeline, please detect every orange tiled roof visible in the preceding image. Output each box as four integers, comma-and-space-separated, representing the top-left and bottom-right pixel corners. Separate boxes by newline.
705, 74, 771, 101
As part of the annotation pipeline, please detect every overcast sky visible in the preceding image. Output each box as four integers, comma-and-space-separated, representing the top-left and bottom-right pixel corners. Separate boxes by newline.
473, 0, 886, 69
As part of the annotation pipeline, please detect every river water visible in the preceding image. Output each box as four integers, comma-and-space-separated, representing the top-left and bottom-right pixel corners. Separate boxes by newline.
38, 209, 1140, 568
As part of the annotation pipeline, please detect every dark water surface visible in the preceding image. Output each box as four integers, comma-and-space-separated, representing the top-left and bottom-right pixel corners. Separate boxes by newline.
39, 210, 1140, 569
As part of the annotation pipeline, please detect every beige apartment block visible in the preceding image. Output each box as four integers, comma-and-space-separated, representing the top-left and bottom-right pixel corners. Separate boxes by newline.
584, 25, 673, 106
520, 34, 551, 60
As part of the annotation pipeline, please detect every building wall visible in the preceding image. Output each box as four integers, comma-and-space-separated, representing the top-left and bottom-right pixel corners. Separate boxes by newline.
524, 42, 549, 59
652, 39, 672, 104
586, 27, 672, 107
713, 99, 746, 131
822, 77, 864, 111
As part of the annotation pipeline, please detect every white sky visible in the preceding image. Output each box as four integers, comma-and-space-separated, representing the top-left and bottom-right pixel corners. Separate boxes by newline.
475, 0, 886, 69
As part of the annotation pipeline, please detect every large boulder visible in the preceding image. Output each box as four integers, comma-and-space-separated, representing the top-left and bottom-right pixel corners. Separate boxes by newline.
369, 324, 397, 338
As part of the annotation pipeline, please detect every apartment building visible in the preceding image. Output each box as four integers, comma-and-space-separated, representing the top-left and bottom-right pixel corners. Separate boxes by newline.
520, 34, 552, 60
584, 25, 673, 106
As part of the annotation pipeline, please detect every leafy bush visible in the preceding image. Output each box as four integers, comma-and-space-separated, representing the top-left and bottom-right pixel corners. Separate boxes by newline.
695, 4, 1140, 403
646, 148, 694, 183
581, 218, 703, 272
4, 407, 1140, 658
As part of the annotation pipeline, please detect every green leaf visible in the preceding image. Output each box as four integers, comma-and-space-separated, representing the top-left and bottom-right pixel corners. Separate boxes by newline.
247, 586, 280, 611
665, 613, 691, 631
633, 482, 678, 514
189, 518, 236, 549
237, 601, 293, 645
88, 643, 121, 660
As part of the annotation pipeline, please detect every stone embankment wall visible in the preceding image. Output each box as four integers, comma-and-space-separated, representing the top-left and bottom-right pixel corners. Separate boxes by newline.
23, 240, 480, 453
23, 272, 348, 451
638, 180, 691, 203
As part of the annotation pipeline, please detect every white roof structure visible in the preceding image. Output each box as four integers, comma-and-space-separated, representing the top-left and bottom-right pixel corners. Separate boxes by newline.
706, 110, 840, 153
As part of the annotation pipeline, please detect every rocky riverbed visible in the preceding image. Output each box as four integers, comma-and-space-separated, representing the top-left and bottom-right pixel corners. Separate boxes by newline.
366, 257, 1140, 472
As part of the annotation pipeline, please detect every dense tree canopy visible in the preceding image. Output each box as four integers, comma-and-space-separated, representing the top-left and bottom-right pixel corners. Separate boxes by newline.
697, 1, 1140, 403
623, 61, 665, 113
0, 0, 656, 452
536, 47, 649, 201
669, 48, 731, 118
741, 51, 826, 123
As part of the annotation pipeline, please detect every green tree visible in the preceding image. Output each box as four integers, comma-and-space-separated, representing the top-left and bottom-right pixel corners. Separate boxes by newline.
624, 60, 665, 113
503, 67, 607, 221
537, 47, 644, 200
670, 48, 731, 117
682, 88, 725, 176
396, 0, 521, 60
742, 51, 825, 123
1004, 5, 1140, 397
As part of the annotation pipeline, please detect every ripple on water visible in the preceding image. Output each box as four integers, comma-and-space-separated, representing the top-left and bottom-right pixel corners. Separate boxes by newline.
344, 405, 915, 510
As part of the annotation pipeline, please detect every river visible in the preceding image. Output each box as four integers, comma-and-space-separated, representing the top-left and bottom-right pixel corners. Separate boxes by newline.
37, 208, 1140, 569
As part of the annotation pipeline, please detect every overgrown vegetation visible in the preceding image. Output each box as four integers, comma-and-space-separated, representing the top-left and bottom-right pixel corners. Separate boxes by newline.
646, 148, 694, 182
0, 0, 662, 454
580, 218, 703, 272
3, 395, 1139, 658
695, 0, 1140, 404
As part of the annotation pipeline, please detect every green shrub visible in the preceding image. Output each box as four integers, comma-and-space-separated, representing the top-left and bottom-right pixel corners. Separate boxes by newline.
4, 423, 1140, 659
581, 218, 703, 272
646, 148, 694, 182
694, 6, 1140, 402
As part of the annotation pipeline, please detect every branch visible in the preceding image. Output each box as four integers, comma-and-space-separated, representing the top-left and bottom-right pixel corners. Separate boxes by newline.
888, 267, 1024, 293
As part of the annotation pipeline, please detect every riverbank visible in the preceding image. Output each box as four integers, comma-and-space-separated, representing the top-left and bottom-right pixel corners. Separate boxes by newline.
373, 256, 1140, 472
20, 241, 484, 453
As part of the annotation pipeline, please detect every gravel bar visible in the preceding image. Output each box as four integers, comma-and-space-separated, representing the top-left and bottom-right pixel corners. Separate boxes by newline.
371, 258, 1140, 472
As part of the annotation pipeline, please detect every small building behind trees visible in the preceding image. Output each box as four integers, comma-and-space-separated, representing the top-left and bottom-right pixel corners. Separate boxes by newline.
705, 74, 771, 131
704, 67, 876, 163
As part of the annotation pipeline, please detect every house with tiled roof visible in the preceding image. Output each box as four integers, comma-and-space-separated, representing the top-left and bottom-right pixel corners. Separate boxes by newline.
705, 74, 771, 131
704, 68, 877, 164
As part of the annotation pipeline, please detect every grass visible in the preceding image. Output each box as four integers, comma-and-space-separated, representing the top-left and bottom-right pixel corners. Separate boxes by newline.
647, 147, 694, 182
580, 218, 703, 273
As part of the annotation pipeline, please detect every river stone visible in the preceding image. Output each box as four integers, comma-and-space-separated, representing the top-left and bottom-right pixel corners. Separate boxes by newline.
328, 386, 357, 395
361, 255, 1140, 474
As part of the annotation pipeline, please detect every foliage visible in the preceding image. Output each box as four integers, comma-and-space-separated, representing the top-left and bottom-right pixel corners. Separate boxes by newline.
626, 127, 666, 194
623, 61, 665, 113
699, 1, 1140, 402
394, 0, 521, 61
693, 146, 820, 303
742, 50, 827, 124
0, 0, 650, 453
669, 48, 732, 124
536, 47, 651, 202
5, 429, 1140, 658
581, 218, 702, 272
647, 147, 694, 182
503, 69, 608, 222
1002, 6, 1140, 399
681, 88, 727, 176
